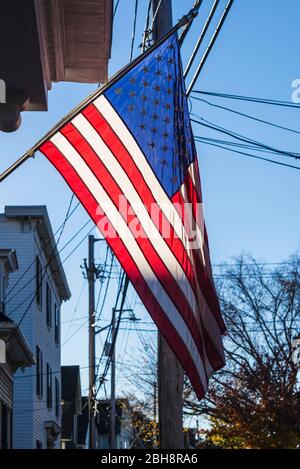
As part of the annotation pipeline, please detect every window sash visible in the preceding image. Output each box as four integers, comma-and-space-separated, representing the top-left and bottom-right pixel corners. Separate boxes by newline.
54, 304, 60, 344
47, 364, 52, 410
36, 257, 43, 306
46, 283, 52, 328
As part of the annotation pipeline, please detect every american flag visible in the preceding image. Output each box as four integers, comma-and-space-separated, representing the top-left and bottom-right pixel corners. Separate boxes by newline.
39, 33, 226, 399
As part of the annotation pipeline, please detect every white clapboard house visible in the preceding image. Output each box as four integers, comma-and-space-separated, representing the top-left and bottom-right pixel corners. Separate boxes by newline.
0, 206, 71, 448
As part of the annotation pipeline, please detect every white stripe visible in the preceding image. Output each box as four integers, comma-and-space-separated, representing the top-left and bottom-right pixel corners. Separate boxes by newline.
51, 131, 208, 389
90, 97, 223, 353
94, 96, 192, 256
179, 176, 215, 287
71, 113, 223, 360
72, 114, 201, 325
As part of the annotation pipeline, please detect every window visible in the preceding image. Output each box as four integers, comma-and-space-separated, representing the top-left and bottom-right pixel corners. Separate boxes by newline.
46, 283, 52, 328
36, 257, 43, 307
55, 378, 60, 418
36, 440, 43, 449
0, 402, 12, 449
54, 303, 60, 345
46, 364, 52, 410
36, 346, 43, 397
0, 275, 5, 314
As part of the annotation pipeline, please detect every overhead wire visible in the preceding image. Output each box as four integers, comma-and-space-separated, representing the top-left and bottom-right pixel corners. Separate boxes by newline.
4, 221, 94, 330
186, 0, 234, 96
191, 116, 300, 161
4, 198, 80, 302
179, 0, 204, 47
192, 90, 300, 109
194, 137, 300, 172
191, 95, 300, 136
183, 0, 219, 77
130, 0, 139, 61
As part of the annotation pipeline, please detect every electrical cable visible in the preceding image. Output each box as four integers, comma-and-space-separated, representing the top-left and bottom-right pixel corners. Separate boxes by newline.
179, 0, 204, 47
183, 0, 219, 77
191, 116, 300, 161
130, 0, 139, 61
194, 137, 300, 171
186, 0, 234, 96
4, 219, 92, 310
191, 95, 300, 136
4, 198, 79, 301
192, 89, 300, 109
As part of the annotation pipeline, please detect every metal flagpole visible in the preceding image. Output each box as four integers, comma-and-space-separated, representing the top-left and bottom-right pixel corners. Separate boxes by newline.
0, 8, 199, 184
152, 0, 184, 450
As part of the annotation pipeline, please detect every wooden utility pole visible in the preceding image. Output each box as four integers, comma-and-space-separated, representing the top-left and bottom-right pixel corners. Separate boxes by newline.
86, 235, 97, 449
109, 275, 129, 449
152, 0, 184, 449
110, 307, 116, 449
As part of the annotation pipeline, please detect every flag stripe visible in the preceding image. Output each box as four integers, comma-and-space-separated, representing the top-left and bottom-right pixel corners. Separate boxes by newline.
51, 128, 223, 371
82, 101, 224, 339
41, 138, 210, 386
38, 33, 226, 399
40, 140, 207, 397
95, 96, 194, 253
179, 170, 226, 332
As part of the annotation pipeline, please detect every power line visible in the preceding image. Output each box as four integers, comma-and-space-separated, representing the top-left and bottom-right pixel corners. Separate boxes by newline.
141, 0, 152, 52
183, 0, 219, 77
4, 222, 94, 329
191, 116, 300, 161
5, 219, 92, 311
130, 0, 139, 61
186, 0, 234, 96
194, 137, 300, 172
191, 95, 300, 136
64, 278, 87, 341
4, 199, 80, 302
96, 251, 115, 321
194, 135, 300, 157
113, 0, 121, 18
192, 90, 300, 109
62, 319, 89, 347
179, 0, 204, 47
5, 200, 84, 343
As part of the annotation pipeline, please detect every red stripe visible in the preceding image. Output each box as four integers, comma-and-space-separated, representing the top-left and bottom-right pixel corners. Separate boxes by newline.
172, 188, 226, 335
58, 122, 222, 373
39, 140, 207, 398
81, 104, 226, 345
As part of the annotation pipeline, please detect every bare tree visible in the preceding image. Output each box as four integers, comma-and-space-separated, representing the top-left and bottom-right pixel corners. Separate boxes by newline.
185, 254, 300, 448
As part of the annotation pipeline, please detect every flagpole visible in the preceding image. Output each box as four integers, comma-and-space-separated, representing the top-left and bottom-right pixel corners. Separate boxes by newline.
0, 8, 198, 185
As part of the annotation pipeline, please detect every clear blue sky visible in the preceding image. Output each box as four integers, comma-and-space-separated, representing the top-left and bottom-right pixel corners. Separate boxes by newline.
1, 0, 300, 400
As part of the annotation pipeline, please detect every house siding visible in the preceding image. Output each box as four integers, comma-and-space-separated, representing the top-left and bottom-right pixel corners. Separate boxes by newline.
0, 214, 64, 448
0, 365, 13, 408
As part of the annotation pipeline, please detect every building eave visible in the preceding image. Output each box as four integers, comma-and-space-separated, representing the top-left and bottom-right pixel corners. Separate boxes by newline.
0, 322, 35, 369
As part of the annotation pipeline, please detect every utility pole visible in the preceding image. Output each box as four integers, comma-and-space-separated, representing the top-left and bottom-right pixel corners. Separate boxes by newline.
86, 235, 97, 449
152, 0, 184, 449
110, 306, 116, 449
109, 275, 130, 449
84, 235, 105, 449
